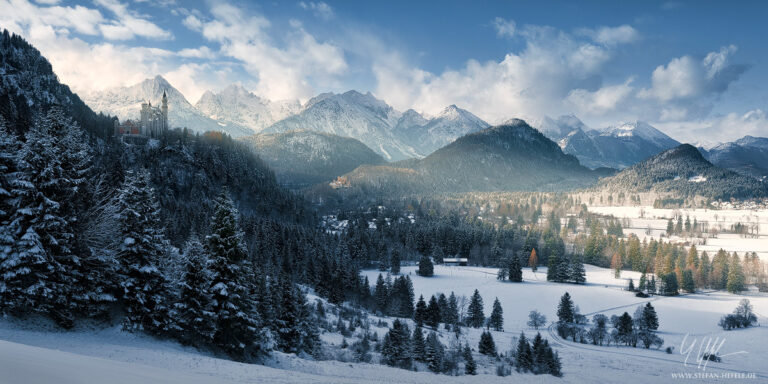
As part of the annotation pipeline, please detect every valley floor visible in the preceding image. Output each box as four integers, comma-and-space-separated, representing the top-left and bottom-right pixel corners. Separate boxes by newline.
2, 265, 767, 383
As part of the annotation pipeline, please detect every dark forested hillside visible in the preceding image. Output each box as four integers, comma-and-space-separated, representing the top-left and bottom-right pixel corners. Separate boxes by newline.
242, 130, 386, 187
598, 144, 768, 200
343, 119, 599, 195
0, 30, 115, 140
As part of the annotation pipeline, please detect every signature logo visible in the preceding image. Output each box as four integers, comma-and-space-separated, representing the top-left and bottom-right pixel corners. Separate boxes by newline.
679, 333, 748, 370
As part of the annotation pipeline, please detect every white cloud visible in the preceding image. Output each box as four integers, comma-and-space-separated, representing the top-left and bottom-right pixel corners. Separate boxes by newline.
374, 23, 626, 123
299, 1, 333, 20
586, 25, 640, 46
492, 17, 516, 38
640, 45, 746, 102
191, 1, 347, 101
177, 46, 215, 59
94, 0, 172, 40
657, 109, 768, 143
566, 78, 634, 116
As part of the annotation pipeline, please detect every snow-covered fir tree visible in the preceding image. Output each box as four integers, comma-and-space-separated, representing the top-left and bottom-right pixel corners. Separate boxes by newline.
116, 170, 169, 333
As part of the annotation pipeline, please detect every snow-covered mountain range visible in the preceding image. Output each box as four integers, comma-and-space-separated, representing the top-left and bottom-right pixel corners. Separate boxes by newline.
531, 116, 681, 169
195, 84, 301, 134
262, 91, 489, 161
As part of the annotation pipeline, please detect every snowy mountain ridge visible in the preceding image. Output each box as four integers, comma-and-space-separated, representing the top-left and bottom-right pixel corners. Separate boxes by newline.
83, 76, 254, 137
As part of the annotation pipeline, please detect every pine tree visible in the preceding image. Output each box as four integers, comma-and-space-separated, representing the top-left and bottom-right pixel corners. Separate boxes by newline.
547, 253, 559, 282
412, 326, 426, 362
414, 295, 428, 327
390, 249, 401, 275
478, 331, 496, 356
276, 277, 320, 356
556, 255, 570, 283
509, 255, 523, 282
381, 319, 412, 369
531, 332, 546, 374
171, 236, 215, 346
463, 343, 476, 375
426, 295, 441, 328
515, 332, 532, 372
570, 255, 586, 284
727, 254, 745, 293
467, 289, 485, 328
425, 331, 445, 372
488, 298, 504, 331
628, 278, 635, 292
374, 274, 388, 313
417, 254, 434, 277
116, 170, 169, 333
682, 269, 695, 293
529, 248, 538, 272
557, 292, 575, 324
206, 191, 267, 360
641, 302, 659, 331
445, 292, 459, 326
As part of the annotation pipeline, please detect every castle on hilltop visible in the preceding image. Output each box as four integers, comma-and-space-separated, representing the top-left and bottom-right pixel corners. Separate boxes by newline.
115, 91, 168, 138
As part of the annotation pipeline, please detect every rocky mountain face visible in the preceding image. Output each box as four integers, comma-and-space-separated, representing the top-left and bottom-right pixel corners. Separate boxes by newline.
83, 76, 253, 137
242, 130, 385, 187
394, 104, 489, 156
700, 135, 768, 179
264, 91, 489, 161
532, 116, 680, 169
195, 84, 300, 134
598, 144, 767, 200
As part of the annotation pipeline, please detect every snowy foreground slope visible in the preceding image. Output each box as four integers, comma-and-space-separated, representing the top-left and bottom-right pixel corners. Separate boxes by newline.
2, 265, 767, 383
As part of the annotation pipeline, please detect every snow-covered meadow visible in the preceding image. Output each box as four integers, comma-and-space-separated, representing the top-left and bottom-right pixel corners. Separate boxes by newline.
364, 265, 768, 382
588, 205, 768, 261
2, 264, 766, 383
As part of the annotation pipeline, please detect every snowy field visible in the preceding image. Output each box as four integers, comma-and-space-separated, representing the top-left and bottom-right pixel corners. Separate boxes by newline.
365, 265, 768, 382
588, 205, 768, 261
2, 264, 767, 383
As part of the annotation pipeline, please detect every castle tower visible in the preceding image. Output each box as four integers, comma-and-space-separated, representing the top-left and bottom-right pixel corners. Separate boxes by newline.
161, 90, 168, 133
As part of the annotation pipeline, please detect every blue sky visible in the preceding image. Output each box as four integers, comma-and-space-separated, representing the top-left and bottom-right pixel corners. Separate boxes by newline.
2, 0, 767, 142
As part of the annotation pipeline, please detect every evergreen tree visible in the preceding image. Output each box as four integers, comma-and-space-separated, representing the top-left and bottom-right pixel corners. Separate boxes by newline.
414, 295, 428, 327
478, 331, 496, 356
374, 274, 388, 313
515, 332, 532, 372
555, 255, 571, 283
171, 236, 215, 346
557, 292, 575, 324
381, 319, 412, 369
426, 295, 442, 328
467, 289, 485, 328
570, 255, 586, 284
276, 277, 320, 356
628, 278, 635, 292
206, 191, 267, 360
116, 170, 169, 333
641, 303, 659, 331
390, 249, 401, 275
727, 254, 745, 293
547, 253, 559, 282
682, 269, 695, 293
509, 255, 523, 282
417, 254, 434, 277
412, 326, 426, 362
425, 331, 445, 372
445, 292, 459, 326
463, 343, 476, 375
488, 298, 504, 331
